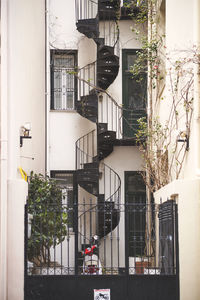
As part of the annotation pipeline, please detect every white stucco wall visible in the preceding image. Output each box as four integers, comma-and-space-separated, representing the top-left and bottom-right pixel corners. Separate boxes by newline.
0, 1, 45, 299
154, 0, 197, 181
154, 179, 200, 300
7, 179, 28, 300
104, 146, 144, 204
49, 112, 95, 170
150, 1, 200, 300
8, 0, 45, 176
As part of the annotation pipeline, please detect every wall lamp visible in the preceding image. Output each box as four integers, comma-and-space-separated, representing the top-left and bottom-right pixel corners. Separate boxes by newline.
177, 131, 189, 151
20, 123, 32, 147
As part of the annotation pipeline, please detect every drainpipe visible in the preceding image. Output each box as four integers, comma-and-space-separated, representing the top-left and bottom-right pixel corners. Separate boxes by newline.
194, 0, 200, 177
0, 1, 8, 299
45, 0, 50, 175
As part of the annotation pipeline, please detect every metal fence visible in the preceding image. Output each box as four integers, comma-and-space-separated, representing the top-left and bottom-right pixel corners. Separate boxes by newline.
25, 197, 178, 276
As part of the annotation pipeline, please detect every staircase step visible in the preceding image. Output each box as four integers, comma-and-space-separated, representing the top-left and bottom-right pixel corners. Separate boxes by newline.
98, 123, 108, 134
99, 147, 114, 160
76, 103, 98, 123
99, 0, 120, 7
77, 102, 98, 113
97, 60, 119, 89
77, 168, 99, 180
98, 77, 117, 90
76, 18, 99, 39
78, 182, 99, 196
84, 162, 99, 170
80, 94, 98, 106
94, 37, 105, 46
76, 92, 98, 122
98, 205, 120, 238
98, 0, 120, 20
77, 169, 99, 195
97, 45, 115, 58
98, 194, 105, 203
98, 201, 115, 210
98, 130, 116, 144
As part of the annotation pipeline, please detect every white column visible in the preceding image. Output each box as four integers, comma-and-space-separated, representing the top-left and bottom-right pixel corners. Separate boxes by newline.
194, 0, 200, 177
7, 179, 27, 300
0, 0, 9, 299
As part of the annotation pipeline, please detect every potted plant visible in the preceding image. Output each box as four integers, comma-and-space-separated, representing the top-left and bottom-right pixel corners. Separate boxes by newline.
27, 172, 68, 273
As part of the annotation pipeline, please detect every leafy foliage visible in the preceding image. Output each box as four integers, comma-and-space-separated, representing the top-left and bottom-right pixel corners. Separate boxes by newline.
27, 172, 68, 265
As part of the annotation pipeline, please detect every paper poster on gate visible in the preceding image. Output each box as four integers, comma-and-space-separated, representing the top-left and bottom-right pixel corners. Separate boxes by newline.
94, 289, 110, 300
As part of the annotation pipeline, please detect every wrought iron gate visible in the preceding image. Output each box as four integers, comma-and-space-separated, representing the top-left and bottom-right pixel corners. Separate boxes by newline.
25, 197, 179, 300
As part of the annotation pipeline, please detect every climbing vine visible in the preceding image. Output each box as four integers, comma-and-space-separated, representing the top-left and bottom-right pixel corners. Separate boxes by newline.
127, 0, 197, 192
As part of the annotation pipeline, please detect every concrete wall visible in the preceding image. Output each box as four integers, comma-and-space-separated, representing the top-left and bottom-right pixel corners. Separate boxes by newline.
154, 179, 200, 300
8, 0, 45, 176
151, 1, 200, 299
153, 0, 197, 181
0, 0, 45, 299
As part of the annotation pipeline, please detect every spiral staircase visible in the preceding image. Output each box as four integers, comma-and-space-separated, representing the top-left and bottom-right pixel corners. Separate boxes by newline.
75, 0, 121, 272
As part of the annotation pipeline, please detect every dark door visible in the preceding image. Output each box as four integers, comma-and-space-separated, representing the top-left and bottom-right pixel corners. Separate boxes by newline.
125, 172, 146, 258
159, 200, 177, 275
122, 50, 147, 138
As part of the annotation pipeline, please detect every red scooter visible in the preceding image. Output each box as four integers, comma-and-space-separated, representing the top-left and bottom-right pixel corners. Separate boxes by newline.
82, 235, 102, 275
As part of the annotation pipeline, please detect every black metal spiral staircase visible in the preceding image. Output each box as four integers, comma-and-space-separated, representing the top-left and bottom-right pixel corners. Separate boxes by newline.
75, 0, 121, 269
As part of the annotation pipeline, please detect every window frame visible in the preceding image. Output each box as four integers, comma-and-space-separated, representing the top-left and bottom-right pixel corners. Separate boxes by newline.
50, 170, 76, 231
125, 171, 146, 257
50, 50, 78, 111
122, 49, 147, 138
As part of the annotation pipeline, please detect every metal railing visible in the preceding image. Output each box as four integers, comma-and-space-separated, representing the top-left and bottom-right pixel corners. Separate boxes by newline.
76, 129, 97, 170
78, 62, 97, 101
25, 200, 178, 276
75, 0, 98, 21
98, 93, 123, 139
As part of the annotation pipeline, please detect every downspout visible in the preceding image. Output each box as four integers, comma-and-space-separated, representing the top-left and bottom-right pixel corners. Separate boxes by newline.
45, 0, 49, 175
0, 1, 8, 299
194, 0, 200, 177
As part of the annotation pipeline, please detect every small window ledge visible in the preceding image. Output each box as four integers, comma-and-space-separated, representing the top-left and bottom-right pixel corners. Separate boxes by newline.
50, 109, 77, 113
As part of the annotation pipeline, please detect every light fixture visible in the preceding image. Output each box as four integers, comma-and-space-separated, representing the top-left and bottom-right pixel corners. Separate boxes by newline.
177, 130, 189, 151
20, 123, 32, 147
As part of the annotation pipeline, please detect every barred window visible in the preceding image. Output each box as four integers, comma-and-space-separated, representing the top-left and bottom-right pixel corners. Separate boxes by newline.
51, 50, 77, 110
51, 171, 74, 230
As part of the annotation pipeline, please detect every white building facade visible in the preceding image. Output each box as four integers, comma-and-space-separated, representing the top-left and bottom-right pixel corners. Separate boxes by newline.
0, 1, 199, 300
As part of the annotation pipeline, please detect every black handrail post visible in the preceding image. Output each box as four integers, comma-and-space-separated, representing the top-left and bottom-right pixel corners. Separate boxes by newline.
125, 200, 129, 276
74, 173, 79, 275
175, 203, 180, 300
24, 203, 28, 281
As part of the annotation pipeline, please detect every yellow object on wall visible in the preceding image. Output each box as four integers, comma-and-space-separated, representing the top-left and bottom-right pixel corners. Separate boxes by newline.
18, 167, 28, 182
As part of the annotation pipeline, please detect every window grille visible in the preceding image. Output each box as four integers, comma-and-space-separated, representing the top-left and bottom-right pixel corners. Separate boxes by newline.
51, 51, 77, 110
51, 171, 74, 229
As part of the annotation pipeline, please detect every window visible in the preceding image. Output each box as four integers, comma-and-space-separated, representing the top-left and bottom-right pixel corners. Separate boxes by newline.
125, 171, 146, 257
51, 50, 77, 110
122, 49, 147, 138
51, 171, 75, 230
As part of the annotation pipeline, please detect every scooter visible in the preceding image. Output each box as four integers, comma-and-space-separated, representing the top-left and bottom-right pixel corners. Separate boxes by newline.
82, 235, 102, 275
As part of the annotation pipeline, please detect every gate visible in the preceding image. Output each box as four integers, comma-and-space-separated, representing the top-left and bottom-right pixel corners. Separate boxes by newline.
25, 193, 179, 300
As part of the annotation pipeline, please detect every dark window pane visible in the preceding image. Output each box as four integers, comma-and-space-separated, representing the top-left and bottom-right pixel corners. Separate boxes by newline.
125, 172, 146, 257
